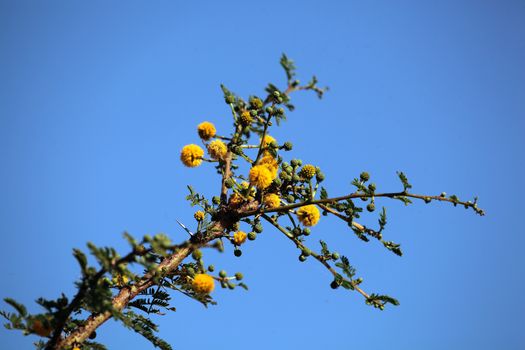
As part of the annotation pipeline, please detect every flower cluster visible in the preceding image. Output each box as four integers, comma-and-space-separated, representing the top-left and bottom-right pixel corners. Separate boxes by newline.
192, 274, 215, 294
180, 144, 204, 167
197, 121, 216, 140
233, 231, 247, 245
296, 205, 321, 226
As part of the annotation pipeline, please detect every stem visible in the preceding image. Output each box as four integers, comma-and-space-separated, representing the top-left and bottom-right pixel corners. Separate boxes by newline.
242, 191, 484, 218
261, 214, 375, 303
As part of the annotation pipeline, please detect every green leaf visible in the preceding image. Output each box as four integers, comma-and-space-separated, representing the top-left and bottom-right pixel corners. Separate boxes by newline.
320, 187, 328, 199
397, 171, 412, 192
3, 298, 27, 317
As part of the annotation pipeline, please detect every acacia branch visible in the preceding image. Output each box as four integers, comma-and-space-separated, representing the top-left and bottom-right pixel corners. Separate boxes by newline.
261, 214, 379, 306
243, 191, 485, 218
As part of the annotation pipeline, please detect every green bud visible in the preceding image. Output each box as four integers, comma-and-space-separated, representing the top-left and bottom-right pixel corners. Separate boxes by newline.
234, 249, 242, 257
368, 183, 376, 192
316, 172, 325, 182
273, 177, 282, 187
298, 254, 307, 262
235, 272, 243, 281
366, 203, 375, 212
286, 195, 295, 203
277, 107, 285, 115
207, 265, 215, 272
212, 196, 221, 205
225, 95, 235, 104
330, 280, 339, 289
227, 282, 236, 290
273, 90, 280, 97
249, 96, 263, 109
292, 174, 300, 182
225, 178, 235, 188
89, 331, 97, 339
248, 231, 257, 240
219, 270, 227, 278
277, 96, 283, 103
290, 159, 299, 167
250, 109, 257, 116
301, 249, 310, 257
292, 227, 301, 236
303, 228, 311, 236
269, 141, 279, 149
283, 141, 293, 151
440, 192, 447, 197
331, 252, 340, 260
360, 172, 370, 182
424, 197, 432, 203
265, 106, 274, 115
187, 267, 195, 276
192, 250, 202, 260
254, 223, 263, 233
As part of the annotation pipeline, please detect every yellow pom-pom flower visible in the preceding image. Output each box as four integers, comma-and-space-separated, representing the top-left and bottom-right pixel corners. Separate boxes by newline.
258, 155, 279, 176
194, 211, 205, 221
233, 231, 247, 245
299, 164, 317, 179
207, 139, 228, 160
192, 273, 215, 294
296, 205, 320, 226
249, 164, 275, 189
264, 193, 281, 208
261, 135, 277, 148
229, 192, 244, 208
240, 110, 253, 125
180, 144, 204, 167
197, 121, 216, 140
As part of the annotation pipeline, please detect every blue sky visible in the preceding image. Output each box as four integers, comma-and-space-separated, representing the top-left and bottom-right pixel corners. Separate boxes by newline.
1, 1, 524, 349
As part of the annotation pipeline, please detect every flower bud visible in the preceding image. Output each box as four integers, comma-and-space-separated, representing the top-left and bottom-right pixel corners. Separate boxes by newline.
248, 232, 257, 240
360, 172, 370, 182
253, 223, 263, 233
366, 203, 375, 212
192, 249, 203, 260
219, 270, 227, 278
235, 272, 243, 281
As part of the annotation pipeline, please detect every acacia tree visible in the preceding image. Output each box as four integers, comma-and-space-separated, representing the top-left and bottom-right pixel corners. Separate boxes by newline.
1, 55, 484, 350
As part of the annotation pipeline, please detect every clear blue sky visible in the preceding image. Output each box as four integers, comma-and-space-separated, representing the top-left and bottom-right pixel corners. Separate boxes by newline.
1, 1, 524, 349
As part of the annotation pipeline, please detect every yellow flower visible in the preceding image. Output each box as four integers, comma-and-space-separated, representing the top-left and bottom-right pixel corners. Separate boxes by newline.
249, 164, 275, 189
192, 274, 215, 294
299, 164, 317, 179
261, 135, 277, 148
240, 110, 253, 125
229, 192, 244, 208
233, 231, 247, 245
296, 205, 320, 226
73, 347, 81, 350
32, 319, 52, 337
207, 139, 228, 160
258, 155, 279, 176
180, 144, 204, 167
264, 193, 281, 208
197, 121, 216, 140
194, 211, 205, 221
